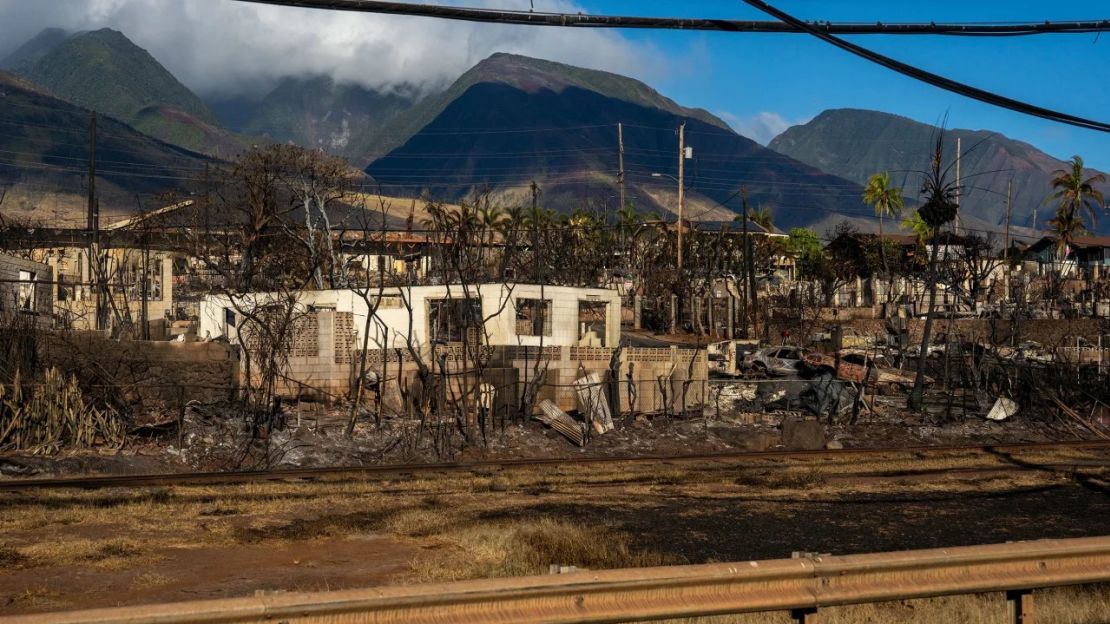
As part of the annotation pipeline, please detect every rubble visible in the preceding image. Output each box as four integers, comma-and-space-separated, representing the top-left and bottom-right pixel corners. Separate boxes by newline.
574, 373, 614, 435
534, 400, 587, 447
986, 397, 1019, 422
781, 418, 827, 451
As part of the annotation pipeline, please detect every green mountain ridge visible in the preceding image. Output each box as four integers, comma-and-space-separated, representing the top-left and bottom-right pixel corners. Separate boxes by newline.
769, 108, 1110, 236
2, 28, 245, 157
0, 69, 213, 223
367, 53, 871, 231
0, 27, 69, 76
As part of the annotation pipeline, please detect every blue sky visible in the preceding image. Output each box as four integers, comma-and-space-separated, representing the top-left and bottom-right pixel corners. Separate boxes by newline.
575, 1, 1110, 169
0, 0, 1105, 170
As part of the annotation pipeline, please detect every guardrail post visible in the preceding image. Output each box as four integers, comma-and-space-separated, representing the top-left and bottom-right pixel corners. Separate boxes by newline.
1007, 589, 1034, 624
791, 606, 818, 623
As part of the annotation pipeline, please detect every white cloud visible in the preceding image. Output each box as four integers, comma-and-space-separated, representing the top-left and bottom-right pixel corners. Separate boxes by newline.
0, 0, 662, 97
721, 111, 810, 145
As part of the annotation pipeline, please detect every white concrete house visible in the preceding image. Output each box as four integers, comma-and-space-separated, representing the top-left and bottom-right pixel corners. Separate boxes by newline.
199, 283, 622, 353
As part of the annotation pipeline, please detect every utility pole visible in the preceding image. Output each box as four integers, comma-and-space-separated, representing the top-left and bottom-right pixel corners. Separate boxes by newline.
740, 188, 749, 338
742, 186, 757, 338
87, 111, 103, 331
954, 136, 962, 234
676, 121, 686, 272
617, 123, 625, 211
1004, 178, 1012, 305
530, 180, 540, 283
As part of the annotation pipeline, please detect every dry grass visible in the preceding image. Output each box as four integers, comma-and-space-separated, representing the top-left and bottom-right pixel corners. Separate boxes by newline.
1, 445, 1107, 615
407, 517, 678, 583
17, 537, 151, 570
1037, 583, 1110, 624
736, 467, 825, 489
2, 586, 63, 610
0, 544, 29, 567
130, 573, 174, 590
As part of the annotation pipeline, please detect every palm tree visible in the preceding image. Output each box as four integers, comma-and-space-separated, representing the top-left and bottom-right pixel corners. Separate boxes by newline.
748, 205, 774, 231
901, 210, 934, 247
863, 172, 905, 276
1046, 155, 1106, 263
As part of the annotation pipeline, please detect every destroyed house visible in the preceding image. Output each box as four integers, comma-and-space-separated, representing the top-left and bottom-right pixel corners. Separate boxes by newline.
199, 284, 622, 352
198, 284, 622, 398
0, 253, 53, 326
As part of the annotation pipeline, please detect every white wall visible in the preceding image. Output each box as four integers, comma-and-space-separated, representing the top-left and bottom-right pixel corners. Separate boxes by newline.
199, 283, 622, 352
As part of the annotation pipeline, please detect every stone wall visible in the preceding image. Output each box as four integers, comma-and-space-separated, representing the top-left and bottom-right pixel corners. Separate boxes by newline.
44, 333, 239, 404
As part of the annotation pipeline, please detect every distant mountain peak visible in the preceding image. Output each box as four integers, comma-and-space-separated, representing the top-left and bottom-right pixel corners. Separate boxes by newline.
461, 52, 730, 131
0, 27, 69, 75
2, 26, 244, 156
769, 108, 1110, 235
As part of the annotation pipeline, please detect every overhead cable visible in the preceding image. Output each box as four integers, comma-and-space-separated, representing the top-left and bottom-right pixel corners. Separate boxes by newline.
738, 0, 1110, 133
232, 0, 1110, 36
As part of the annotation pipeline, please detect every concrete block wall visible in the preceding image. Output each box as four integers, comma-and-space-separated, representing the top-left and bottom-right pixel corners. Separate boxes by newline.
298, 344, 708, 417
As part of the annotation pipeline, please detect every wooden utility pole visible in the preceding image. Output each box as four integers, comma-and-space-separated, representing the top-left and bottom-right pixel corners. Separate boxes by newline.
742, 186, 757, 338
677, 121, 686, 272
530, 180, 540, 283
1004, 178, 1013, 304
954, 136, 962, 234
617, 123, 625, 211
740, 189, 749, 338
1004, 179, 1012, 253
87, 111, 103, 331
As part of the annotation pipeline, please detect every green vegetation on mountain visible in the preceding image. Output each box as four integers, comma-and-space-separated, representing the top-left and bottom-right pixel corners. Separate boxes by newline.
232, 75, 415, 165
0, 69, 211, 222
2, 28, 244, 156
0, 27, 69, 76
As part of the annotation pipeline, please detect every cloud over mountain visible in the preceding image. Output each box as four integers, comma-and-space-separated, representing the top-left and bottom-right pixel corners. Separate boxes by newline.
722, 111, 811, 146
0, 0, 659, 98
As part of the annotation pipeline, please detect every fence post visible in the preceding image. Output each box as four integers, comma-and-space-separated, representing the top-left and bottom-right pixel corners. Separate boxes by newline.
1007, 590, 1035, 624
792, 606, 819, 623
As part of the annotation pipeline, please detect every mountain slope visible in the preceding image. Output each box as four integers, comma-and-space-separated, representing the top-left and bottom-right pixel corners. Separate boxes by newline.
3, 28, 244, 157
0, 70, 212, 225
0, 27, 69, 76
365, 53, 731, 165
218, 75, 415, 165
366, 54, 868, 230
769, 109, 1110, 235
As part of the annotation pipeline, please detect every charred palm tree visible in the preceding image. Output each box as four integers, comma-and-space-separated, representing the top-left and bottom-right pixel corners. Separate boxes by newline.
907, 135, 960, 411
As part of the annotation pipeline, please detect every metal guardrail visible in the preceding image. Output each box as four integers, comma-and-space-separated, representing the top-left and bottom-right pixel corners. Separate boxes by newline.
4, 536, 1109, 624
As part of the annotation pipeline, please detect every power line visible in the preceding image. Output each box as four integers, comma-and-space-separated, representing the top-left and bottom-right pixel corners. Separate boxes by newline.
232, 1, 1110, 37
230, 0, 1110, 132
739, 0, 1110, 134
